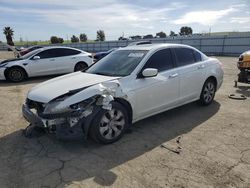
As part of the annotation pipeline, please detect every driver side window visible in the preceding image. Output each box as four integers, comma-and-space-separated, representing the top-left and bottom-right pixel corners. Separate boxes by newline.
143, 49, 174, 72
35, 50, 51, 59
35, 49, 60, 59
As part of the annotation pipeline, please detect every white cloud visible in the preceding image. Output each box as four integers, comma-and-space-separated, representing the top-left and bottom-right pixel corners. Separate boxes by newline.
173, 7, 236, 26
231, 17, 250, 24
1, 0, 249, 40
0, 0, 185, 36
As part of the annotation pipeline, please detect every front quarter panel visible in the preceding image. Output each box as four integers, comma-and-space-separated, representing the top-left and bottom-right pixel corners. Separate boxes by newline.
4, 60, 30, 76
54, 80, 125, 110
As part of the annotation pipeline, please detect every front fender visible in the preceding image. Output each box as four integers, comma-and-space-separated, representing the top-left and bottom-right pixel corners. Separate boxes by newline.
55, 81, 126, 110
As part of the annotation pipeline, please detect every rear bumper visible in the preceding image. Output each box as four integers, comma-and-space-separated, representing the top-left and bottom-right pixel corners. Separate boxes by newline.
0, 68, 6, 80
22, 104, 85, 140
217, 75, 223, 91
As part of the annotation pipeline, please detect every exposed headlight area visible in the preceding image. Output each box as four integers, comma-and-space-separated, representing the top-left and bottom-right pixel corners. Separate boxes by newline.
70, 97, 96, 111
43, 101, 71, 115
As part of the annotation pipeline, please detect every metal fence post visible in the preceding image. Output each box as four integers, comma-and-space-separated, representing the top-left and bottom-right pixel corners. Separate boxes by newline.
222, 35, 226, 56
199, 38, 202, 51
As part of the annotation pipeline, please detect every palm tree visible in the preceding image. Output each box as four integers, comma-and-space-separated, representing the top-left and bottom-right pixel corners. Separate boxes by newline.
3, 27, 14, 46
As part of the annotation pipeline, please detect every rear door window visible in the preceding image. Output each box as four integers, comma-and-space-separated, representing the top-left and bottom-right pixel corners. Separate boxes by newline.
143, 49, 174, 72
58, 48, 81, 56
193, 50, 202, 62
174, 48, 196, 66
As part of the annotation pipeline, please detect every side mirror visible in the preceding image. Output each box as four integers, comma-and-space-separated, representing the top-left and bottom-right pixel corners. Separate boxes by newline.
142, 68, 158, 78
33, 56, 40, 60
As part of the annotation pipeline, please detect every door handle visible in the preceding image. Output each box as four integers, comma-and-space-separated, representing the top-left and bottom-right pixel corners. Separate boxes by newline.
50, 59, 55, 61
71, 57, 76, 59
197, 64, 205, 69
169, 73, 178, 79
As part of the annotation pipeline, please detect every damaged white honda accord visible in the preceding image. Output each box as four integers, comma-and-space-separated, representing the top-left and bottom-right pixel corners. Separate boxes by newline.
22, 44, 223, 144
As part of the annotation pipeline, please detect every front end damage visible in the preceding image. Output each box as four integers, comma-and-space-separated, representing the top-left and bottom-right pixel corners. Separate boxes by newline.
22, 81, 127, 140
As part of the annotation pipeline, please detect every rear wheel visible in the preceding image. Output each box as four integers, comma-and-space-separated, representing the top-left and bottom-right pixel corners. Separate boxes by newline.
74, 62, 88, 72
90, 102, 128, 144
199, 79, 216, 105
6, 67, 26, 82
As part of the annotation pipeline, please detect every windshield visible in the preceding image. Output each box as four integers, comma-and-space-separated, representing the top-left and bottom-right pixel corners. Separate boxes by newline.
22, 49, 43, 59
86, 50, 148, 77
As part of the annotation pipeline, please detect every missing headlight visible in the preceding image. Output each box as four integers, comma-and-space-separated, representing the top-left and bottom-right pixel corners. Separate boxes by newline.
70, 97, 96, 111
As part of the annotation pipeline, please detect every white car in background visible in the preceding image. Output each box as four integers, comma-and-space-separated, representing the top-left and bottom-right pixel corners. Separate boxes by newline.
22, 44, 223, 144
0, 46, 93, 82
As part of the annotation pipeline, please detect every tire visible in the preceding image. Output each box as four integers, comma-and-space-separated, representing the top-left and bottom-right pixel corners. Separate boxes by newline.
6, 67, 26, 82
74, 62, 88, 72
90, 102, 129, 144
199, 79, 216, 106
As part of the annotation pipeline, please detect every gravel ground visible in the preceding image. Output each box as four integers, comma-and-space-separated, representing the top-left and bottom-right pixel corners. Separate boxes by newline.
0, 51, 15, 60
0, 54, 249, 188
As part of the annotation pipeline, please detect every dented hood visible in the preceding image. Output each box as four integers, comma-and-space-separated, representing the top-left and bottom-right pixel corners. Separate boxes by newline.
27, 72, 119, 103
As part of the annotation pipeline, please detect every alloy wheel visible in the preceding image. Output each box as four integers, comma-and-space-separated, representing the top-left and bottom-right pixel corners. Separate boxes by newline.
99, 109, 125, 140
203, 82, 215, 103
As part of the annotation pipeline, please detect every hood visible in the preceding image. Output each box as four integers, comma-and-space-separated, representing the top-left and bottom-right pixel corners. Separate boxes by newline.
28, 72, 119, 103
0, 58, 23, 65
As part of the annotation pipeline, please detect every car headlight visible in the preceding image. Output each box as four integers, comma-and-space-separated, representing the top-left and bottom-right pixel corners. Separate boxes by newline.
0, 63, 7, 68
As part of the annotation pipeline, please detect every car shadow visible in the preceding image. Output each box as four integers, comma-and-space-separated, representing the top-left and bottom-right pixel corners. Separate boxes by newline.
0, 101, 220, 187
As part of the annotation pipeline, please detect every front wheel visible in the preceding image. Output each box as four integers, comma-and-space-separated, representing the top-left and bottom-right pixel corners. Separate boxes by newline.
90, 102, 129, 144
6, 67, 26, 82
199, 79, 216, 106
74, 62, 88, 72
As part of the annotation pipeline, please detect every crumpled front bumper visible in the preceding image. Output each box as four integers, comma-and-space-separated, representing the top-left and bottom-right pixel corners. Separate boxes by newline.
22, 104, 85, 140
22, 104, 44, 127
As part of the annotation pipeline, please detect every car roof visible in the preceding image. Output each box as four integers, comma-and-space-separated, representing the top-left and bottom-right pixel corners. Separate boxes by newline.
39, 46, 83, 51
119, 43, 195, 51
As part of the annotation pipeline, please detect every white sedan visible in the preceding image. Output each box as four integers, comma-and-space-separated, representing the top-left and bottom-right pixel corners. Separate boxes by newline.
22, 43, 223, 144
0, 46, 93, 82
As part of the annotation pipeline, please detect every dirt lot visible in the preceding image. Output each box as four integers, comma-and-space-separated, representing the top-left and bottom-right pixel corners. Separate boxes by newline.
0, 52, 249, 188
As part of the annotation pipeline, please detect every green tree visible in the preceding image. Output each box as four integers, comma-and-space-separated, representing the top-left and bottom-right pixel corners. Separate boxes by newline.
96, 30, 105, 41
118, 36, 123, 40
143, 34, 154, 39
169, 31, 176, 36
57, 37, 64, 43
156, 31, 167, 38
3, 27, 14, 46
179, 26, 193, 36
79, 33, 87, 42
71, 35, 79, 43
50, 36, 64, 44
130, 35, 142, 40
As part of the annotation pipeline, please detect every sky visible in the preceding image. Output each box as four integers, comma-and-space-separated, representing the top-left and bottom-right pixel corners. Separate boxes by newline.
0, 0, 250, 42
